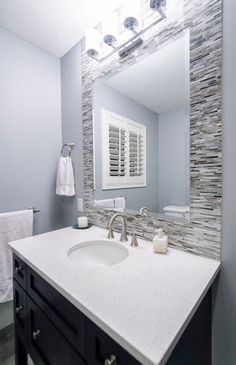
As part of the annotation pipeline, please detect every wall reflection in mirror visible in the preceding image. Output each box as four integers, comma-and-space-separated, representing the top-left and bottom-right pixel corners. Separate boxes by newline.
93, 30, 190, 220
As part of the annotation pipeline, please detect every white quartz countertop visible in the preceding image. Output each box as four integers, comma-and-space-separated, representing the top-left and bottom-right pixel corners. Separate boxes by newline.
8, 226, 220, 365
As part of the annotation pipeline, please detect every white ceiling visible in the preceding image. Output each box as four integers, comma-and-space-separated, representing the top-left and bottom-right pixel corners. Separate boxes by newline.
104, 33, 190, 114
0, 0, 122, 57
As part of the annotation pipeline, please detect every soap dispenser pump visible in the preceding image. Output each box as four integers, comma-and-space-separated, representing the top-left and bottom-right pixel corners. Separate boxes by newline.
153, 228, 168, 254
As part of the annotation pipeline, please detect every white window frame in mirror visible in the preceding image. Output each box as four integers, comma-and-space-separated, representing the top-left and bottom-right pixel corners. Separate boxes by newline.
101, 109, 146, 190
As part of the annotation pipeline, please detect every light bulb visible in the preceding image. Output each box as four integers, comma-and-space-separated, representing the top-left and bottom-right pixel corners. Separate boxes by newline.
85, 28, 100, 58
123, 0, 140, 32
103, 14, 119, 47
150, 0, 166, 12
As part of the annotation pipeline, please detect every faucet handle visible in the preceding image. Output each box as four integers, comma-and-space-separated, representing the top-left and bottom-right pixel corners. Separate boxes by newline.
130, 232, 139, 247
107, 226, 114, 239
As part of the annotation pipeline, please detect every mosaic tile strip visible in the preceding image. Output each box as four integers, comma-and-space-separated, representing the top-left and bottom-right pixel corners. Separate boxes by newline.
81, 0, 222, 260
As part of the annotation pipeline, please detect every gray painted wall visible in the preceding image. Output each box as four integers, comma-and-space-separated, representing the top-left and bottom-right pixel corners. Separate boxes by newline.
60, 41, 83, 226
158, 109, 189, 212
0, 302, 13, 330
0, 28, 63, 330
93, 83, 159, 212
0, 28, 63, 235
212, 1, 236, 363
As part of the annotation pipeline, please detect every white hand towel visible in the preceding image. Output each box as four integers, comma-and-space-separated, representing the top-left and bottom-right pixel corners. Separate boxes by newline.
114, 197, 126, 209
94, 199, 115, 208
0, 210, 33, 303
163, 205, 190, 213
56, 156, 75, 196
165, 212, 185, 218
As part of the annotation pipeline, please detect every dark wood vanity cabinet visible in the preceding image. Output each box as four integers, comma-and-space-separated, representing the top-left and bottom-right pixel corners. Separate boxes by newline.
13, 254, 140, 365
13, 254, 211, 365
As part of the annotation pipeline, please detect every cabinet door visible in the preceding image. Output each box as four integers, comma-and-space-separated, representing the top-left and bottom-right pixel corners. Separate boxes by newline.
87, 320, 141, 365
27, 298, 85, 365
13, 254, 27, 289
13, 279, 27, 345
27, 267, 86, 358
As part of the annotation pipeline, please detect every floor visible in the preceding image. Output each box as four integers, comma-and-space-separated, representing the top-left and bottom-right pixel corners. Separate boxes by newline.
0, 324, 14, 365
0, 355, 14, 365
0, 319, 34, 365
0, 355, 34, 365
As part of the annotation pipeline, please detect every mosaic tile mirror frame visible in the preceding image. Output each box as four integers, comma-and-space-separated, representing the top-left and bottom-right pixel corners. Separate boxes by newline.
81, 0, 222, 260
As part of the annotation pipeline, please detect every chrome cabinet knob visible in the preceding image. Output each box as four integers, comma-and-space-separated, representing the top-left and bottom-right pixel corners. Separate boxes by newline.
15, 266, 23, 274
32, 329, 41, 340
15, 305, 23, 314
104, 355, 116, 365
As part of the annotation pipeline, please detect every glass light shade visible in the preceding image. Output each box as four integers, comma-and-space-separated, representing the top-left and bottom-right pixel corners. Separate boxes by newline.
85, 28, 100, 57
103, 15, 119, 38
150, 0, 166, 12
103, 15, 118, 46
123, 0, 140, 30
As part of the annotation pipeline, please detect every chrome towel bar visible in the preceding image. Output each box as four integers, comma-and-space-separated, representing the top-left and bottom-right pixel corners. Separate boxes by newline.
28, 207, 40, 214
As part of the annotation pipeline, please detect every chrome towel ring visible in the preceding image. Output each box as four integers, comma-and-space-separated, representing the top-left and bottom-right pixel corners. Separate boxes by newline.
61, 143, 75, 157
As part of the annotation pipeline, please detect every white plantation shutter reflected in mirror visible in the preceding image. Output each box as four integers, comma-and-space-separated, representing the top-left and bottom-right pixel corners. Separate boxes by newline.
129, 131, 144, 177
102, 109, 146, 189
109, 125, 126, 176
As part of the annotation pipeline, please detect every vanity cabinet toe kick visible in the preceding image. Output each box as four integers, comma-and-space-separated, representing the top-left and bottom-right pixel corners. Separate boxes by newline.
13, 253, 212, 365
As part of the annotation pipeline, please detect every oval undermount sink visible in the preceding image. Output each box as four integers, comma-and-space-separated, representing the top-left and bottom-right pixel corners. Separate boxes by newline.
68, 240, 129, 267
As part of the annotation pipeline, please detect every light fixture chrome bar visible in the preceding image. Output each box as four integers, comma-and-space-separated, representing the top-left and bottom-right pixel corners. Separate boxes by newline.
119, 37, 143, 58
90, 10, 166, 63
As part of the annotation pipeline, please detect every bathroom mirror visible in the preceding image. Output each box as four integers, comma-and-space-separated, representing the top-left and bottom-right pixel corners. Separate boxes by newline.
93, 30, 190, 220
82, 0, 222, 259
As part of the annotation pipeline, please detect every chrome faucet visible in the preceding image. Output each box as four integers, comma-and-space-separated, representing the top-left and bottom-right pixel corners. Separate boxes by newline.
107, 213, 128, 242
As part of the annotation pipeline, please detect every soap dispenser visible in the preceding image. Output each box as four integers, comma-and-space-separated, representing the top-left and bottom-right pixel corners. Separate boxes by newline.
153, 229, 168, 254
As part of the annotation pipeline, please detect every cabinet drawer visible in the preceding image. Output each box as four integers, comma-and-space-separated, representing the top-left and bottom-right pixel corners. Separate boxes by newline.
13, 279, 27, 345
87, 320, 141, 365
27, 267, 86, 358
13, 254, 27, 289
28, 298, 85, 365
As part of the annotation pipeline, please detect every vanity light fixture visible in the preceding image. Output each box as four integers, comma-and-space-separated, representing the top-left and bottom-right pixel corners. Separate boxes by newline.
86, 0, 167, 62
